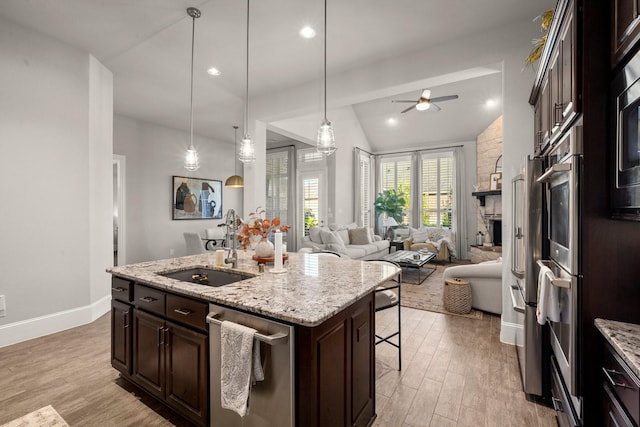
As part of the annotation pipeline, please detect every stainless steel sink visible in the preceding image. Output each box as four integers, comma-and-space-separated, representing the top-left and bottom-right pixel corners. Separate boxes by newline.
159, 268, 250, 287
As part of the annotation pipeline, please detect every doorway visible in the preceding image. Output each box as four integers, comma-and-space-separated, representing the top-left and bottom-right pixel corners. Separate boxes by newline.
113, 155, 126, 266
298, 170, 327, 241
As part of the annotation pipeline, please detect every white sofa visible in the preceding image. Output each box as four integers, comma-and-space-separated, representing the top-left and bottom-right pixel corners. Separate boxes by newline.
442, 259, 502, 314
300, 223, 390, 260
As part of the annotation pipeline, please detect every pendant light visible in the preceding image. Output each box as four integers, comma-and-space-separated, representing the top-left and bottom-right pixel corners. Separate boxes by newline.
184, 7, 201, 171
316, 0, 336, 155
239, 0, 256, 163
225, 126, 244, 188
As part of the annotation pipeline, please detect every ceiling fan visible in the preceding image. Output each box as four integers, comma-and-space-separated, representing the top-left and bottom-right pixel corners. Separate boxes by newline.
392, 89, 459, 113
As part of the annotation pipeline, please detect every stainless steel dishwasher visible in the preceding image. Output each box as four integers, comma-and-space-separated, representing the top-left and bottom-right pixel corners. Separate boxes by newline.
206, 303, 295, 427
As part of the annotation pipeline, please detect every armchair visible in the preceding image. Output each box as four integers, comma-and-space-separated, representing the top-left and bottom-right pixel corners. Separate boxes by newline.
402, 226, 454, 262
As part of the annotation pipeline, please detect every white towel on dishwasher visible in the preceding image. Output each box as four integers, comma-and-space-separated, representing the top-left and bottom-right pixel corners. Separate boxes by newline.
536, 265, 561, 325
220, 320, 264, 417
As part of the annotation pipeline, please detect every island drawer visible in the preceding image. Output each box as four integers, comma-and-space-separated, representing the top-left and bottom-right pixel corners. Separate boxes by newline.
112, 277, 133, 303
603, 342, 640, 425
134, 285, 166, 316
166, 294, 208, 332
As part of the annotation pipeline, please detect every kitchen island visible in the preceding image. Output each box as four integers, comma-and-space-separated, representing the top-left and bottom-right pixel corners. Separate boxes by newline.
107, 251, 400, 427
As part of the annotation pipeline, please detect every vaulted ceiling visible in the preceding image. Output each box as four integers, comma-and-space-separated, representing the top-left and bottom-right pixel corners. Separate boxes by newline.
0, 0, 552, 150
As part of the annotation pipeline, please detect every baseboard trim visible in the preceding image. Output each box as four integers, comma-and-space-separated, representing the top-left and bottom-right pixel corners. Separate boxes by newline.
0, 295, 111, 348
500, 319, 523, 345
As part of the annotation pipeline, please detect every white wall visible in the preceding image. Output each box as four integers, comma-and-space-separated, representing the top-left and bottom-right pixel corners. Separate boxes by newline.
0, 17, 112, 346
113, 115, 242, 263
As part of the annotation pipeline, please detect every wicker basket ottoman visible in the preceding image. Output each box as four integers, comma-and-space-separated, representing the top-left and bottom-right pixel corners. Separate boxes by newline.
443, 277, 472, 314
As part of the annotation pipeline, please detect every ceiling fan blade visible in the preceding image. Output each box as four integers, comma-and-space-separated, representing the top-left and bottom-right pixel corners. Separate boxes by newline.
392, 100, 418, 103
400, 104, 416, 114
429, 103, 442, 112
421, 89, 431, 99
429, 95, 458, 103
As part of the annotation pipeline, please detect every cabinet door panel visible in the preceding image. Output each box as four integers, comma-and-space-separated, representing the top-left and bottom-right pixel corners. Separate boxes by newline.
350, 299, 374, 427
133, 310, 164, 398
317, 322, 347, 427
111, 301, 132, 375
165, 321, 208, 425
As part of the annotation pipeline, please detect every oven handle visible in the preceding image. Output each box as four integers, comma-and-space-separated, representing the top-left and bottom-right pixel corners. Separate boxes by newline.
536, 163, 572, 183
206, 312, 289, 346
536, 260, 572, 289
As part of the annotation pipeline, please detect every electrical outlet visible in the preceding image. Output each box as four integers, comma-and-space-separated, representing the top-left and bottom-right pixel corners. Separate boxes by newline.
0, 295, 5, 317
169, 248, 175, 256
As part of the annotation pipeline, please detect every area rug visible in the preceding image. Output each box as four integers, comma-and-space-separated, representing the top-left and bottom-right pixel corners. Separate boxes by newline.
394, 262, 484, 320
1, 406, 69, 427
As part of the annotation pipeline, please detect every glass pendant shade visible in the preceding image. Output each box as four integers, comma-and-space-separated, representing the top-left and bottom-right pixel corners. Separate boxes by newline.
316, 119, 336, 155
184, 148, 199, 171
239, 135, 256, 163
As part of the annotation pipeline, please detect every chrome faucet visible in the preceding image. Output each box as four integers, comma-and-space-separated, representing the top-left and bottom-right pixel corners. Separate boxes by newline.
225, 248, 238, 268
224, 209, 238, 268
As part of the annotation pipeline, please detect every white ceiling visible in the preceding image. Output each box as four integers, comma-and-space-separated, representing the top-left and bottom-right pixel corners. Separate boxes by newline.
0, 0, 549, 149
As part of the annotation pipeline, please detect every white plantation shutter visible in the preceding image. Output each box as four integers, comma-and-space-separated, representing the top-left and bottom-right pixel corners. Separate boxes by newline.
360, 154, 371, 227
266, 150, 289, 227
420, 152, 453, 227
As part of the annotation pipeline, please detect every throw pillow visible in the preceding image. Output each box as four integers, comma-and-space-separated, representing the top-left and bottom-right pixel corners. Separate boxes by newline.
348, 227, 371, 245
320, 229, 346, 250
309, 226, 324, 244
411, 230, 429, 243
337, 229, 350, 245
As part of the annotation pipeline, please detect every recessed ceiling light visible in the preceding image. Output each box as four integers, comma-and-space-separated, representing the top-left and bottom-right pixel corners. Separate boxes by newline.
300, 26, 316, 39
387, 117, 398, 126
207, 67, 221, 76
485, 98, 497, 108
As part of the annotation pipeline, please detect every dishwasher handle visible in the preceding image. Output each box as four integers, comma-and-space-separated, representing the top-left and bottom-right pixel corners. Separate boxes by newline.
206, 312, 289, 346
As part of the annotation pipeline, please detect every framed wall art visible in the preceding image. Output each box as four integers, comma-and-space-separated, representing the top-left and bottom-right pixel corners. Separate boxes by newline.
172, 176, 222, 220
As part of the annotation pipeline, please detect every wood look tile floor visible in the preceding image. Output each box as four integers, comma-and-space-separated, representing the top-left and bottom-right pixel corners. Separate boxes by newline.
0, 308, 557, 427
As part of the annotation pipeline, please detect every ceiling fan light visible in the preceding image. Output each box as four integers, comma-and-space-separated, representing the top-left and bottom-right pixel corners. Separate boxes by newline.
317, 119, 336, 155
415, 101, 430, 111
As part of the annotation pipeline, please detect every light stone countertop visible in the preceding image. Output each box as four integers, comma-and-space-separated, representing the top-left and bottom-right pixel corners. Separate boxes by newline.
107, 251, 400, 327
595, 318, 640, 378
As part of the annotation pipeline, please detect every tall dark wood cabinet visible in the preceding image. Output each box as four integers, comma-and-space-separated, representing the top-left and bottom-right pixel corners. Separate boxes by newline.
295, 294, 375, 427
527, 0, 640, 425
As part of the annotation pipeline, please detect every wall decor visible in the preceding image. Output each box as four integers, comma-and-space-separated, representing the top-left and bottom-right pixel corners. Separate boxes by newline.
173, 176, 222, 220
490, 172, 502, 190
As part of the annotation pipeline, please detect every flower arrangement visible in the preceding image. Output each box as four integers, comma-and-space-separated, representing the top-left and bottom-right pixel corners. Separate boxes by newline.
237, 207, 290, 249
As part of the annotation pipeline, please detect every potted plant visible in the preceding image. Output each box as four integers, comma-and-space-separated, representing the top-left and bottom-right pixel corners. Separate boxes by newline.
374, 189, 406, 239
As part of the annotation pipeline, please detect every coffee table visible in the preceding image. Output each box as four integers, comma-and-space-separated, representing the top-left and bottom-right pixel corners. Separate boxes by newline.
380, 250, 436, 284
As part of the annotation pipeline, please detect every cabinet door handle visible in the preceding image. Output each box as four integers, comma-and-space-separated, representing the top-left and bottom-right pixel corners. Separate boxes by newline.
157, 326, 163, 347
163, 327, 170, 347
609, 411, 622, 427
123, 312, 129, 328
139, 296, 157, 303
112, 287, 125, 292
173, 308, 192, 316
603, 367, 632, 389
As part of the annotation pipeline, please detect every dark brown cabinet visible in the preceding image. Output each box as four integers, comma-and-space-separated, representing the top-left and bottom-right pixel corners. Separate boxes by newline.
531, 0, 580, 154
111, 277, 209, 427
133, 309, 208, 425
601, 342, 640, 427
613, 0, 640, 67
296, 294, 375, 427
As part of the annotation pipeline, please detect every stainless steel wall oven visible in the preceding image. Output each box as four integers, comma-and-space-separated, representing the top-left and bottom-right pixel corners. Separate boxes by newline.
537, 125, 582, 425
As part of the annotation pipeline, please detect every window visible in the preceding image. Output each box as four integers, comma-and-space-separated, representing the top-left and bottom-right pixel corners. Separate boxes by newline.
380, 157, 411, 225
302, 177, 319, 236
359, 154, 371, 227
266, 150, 289, 226
421, 152, 453, 227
